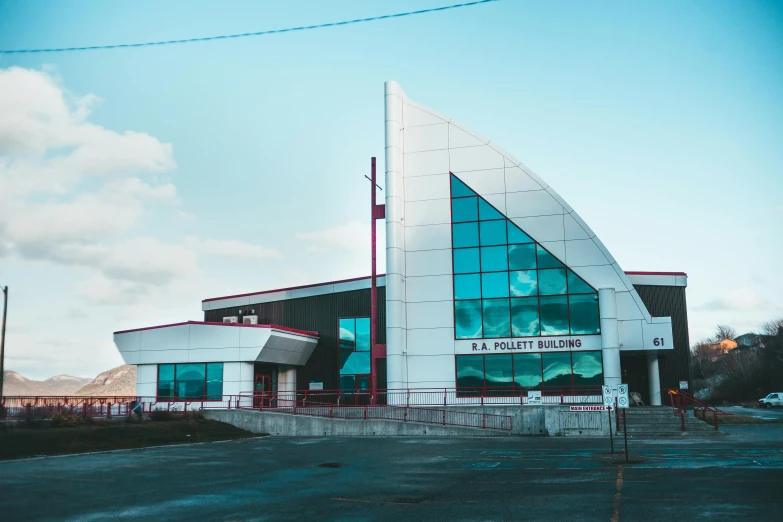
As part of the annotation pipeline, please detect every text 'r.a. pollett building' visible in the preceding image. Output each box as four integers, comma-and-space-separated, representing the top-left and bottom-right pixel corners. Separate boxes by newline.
114, 82, 690, 408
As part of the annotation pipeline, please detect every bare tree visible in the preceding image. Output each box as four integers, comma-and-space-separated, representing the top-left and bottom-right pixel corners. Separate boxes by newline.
762, 318, 783, 337
713, 324, 737, 342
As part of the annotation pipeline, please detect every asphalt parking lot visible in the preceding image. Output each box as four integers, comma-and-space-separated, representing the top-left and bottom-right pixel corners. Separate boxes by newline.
1, 425, 782, 522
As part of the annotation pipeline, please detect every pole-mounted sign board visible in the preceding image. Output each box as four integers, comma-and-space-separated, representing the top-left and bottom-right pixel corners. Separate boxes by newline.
602, 385, 613, 408
617, 384, 629, 409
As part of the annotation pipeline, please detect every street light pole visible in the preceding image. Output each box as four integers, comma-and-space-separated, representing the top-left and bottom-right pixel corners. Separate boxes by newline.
0, 286, 7, 400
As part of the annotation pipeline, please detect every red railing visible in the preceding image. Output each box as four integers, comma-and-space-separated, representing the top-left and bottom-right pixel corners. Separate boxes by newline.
245, 386, 602, 408
667, 389, 731, 431
237, 392, 512, 431
0, 395, 247, 420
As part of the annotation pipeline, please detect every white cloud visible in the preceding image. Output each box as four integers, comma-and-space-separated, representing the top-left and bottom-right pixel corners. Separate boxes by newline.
185, 236, 283, 261
295, 220, 368, 253
696, 286, 777, 311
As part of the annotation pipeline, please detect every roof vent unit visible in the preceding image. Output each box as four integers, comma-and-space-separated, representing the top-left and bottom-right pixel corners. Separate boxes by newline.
223, 316, 238, 323
243, 315, 258, 325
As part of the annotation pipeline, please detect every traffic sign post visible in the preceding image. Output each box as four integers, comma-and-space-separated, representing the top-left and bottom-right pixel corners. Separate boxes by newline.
603, 385, 615, 453
617, 384, 630, 462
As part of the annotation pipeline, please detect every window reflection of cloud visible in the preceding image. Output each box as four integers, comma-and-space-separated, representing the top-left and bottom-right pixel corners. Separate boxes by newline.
456, 301, 482, 338
510, 270, 537, 297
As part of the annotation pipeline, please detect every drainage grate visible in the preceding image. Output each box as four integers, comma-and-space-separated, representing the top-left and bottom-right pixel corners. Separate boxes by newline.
318, 462, 342, 468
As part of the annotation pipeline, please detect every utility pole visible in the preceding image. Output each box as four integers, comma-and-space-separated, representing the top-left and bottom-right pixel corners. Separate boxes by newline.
365, 159, 384, 405
0, 286, 7, 400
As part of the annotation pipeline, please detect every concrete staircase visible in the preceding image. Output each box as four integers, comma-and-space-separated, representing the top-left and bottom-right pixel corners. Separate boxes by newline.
616, 407, 723, 438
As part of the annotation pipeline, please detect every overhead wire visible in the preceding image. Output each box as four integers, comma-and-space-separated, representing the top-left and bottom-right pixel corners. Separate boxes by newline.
0, 0, 499, 54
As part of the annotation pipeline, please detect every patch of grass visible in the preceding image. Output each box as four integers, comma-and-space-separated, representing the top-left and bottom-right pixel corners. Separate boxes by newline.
0, 418, 255, 460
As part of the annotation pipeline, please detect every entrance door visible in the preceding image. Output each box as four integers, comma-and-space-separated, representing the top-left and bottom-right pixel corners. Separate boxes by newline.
254, 374, 272, 409
619, 354, 648, 405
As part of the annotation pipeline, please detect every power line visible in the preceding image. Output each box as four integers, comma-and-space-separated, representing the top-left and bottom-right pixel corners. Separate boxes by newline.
0, 0, 499, 54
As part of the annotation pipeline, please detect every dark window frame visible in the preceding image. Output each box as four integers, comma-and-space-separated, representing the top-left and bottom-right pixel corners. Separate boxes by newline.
454, 351, 603, 398
338, 316, 372, 389
156, 362, 223, 401
449, 173, 600, 340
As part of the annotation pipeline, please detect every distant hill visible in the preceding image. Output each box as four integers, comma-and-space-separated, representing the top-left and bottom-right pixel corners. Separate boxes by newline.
75, 365, 136, 396
3, 371, 92, 396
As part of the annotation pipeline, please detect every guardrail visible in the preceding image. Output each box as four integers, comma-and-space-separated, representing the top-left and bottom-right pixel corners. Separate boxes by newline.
250, 386, 603, 408
0, 395, 248, 420
667, 389, 731, 431
237, 392, 512, 431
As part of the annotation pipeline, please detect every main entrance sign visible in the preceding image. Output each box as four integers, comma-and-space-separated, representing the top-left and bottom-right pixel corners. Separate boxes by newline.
455, 335, 601, 354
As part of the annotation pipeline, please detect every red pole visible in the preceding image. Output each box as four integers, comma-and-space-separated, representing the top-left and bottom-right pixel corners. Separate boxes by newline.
370, 157, 378, 406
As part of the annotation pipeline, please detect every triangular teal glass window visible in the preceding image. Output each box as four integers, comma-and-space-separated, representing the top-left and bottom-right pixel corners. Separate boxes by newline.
450, 173, 600, 340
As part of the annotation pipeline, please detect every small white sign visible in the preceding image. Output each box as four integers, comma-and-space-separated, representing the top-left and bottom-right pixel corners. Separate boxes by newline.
679, 381, 688, 390
309, 381, 323, 390
617, 384, 629, 409
570, 405, 609, 412
602, 385, 614, 407
527, 391, 542, 405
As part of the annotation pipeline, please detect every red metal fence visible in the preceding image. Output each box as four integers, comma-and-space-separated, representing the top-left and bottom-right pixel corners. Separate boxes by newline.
667, 389, 731, 431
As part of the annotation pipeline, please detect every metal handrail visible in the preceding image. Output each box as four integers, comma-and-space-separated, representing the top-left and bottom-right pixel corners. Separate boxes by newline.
667, 389, 731, 431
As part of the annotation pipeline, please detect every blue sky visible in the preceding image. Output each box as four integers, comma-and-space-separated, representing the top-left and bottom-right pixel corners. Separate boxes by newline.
0, 0, 781, 379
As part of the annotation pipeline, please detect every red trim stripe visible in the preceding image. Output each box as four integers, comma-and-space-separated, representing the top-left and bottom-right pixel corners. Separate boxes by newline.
202, 270, 685, 304
114, 321, 318, 338
624, 271, 687, 276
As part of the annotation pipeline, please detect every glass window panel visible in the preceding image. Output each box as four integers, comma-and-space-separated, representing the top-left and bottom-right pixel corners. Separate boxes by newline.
508, 243, 536, 270
511, 297, 540, 336
340, 375, 356, 391
454, 248, 480, 274
455, 300, 483, 339
540, 295, 569, 335
157, 364, 174, 399
513, 353, 542, 389
451, 175, 475, 198
482, 299, 511, 338
452, 196, 478, 222
456, 356, 484, 396
508, 222, 533, 244
480, 246, 508, 272
572, 351, 603, 386
484, 355, 513, 395
452, 222, 479, 248
542, 352, 573, 388
509, 270, 538, 297
569, 294, 600, 335
567, 269, 594, 294
539, 268, 567, 295
479, 220, 506, 246
206, 363, 223, 400
481, 272, 509, 298
340, 351, 370, 374
454, 274, 481, 300
339, 318, 355, 351
479, 199, 504, 221
175, 363, 206, 399
355, 318, 370, 351
357, 376, 369, 391
537, 245, 564, 268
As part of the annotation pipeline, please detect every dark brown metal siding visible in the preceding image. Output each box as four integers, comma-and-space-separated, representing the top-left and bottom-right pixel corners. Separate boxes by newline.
204, 286, 386, 391
633, 285, 692, 401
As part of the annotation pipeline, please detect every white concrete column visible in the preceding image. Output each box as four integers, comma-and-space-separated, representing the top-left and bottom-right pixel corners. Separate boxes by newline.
598, 287, 621, 389
277, 366, 297, 404
385, 80, 407, 389
647, 353, 662, 406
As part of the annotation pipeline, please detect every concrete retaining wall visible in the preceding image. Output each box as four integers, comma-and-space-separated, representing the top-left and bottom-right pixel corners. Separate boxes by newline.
436, 406, 612, 436
203, 409, 510, 437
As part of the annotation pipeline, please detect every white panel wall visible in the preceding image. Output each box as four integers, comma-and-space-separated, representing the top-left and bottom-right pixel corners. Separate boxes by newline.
385, 80, 667, 389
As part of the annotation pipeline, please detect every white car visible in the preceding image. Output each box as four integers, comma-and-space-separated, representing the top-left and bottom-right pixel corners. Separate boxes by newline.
759, 393, 783, 408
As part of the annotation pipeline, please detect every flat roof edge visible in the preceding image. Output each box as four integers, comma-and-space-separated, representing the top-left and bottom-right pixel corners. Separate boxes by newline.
114, 321, 318, 338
